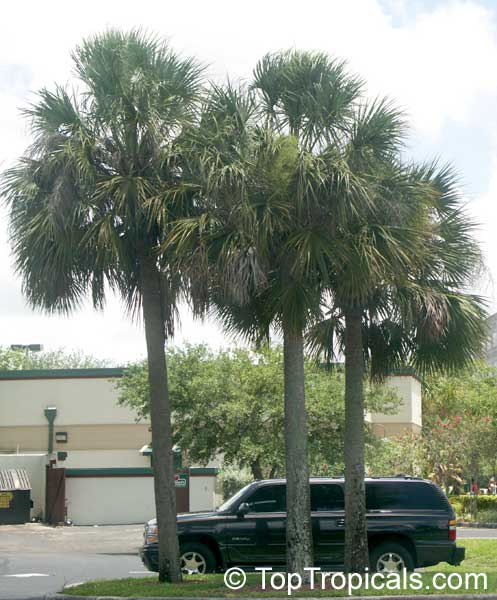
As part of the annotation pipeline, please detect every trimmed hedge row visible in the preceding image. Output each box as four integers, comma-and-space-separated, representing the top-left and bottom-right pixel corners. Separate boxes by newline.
449, 494, 497, 516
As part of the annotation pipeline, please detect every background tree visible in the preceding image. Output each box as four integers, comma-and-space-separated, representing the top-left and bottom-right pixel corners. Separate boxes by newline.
119, 344, 399, 479
369, 362, 497, 492
1, 30, 204, 582
0, 346, 110, 369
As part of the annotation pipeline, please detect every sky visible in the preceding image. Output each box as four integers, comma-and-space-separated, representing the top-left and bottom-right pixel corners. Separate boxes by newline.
1, 0, 497, 364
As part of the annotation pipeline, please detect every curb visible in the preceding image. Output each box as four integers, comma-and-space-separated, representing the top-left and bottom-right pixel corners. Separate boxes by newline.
458, 522, 497, 528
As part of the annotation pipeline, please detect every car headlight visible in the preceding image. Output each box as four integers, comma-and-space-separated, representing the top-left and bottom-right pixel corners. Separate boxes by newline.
145, 524, 158, 545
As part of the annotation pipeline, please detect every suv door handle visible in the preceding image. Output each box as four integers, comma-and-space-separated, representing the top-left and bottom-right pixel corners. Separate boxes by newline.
336, 518, 345, 527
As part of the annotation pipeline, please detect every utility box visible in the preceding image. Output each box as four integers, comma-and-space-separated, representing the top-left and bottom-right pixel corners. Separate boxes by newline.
0, 468, 32, 524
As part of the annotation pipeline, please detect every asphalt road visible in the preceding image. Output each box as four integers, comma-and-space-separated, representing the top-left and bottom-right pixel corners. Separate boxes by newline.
458, 527, 497, 538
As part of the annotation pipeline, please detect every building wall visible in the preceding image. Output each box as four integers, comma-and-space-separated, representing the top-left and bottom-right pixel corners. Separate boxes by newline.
0, 371, 221, 524
486, 313, 497, 366
0, 372, 150, 454
190, 475, 217, 512
370, 422, 421, 437
62, 450, 151, 469
366, 374, 422, 437
0, 374, 145, 425
0, 424, 151, 453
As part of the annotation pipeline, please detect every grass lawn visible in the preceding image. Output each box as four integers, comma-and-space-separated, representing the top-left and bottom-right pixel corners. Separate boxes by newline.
64, 539, 497, 597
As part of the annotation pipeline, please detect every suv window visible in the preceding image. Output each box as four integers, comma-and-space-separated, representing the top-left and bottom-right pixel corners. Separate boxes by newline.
366, 482, 448, 510
245, 485, 286, 513
311, 484, 344, 511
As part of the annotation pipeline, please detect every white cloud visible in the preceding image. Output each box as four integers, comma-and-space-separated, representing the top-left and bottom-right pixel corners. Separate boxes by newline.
1, 0, 497, 359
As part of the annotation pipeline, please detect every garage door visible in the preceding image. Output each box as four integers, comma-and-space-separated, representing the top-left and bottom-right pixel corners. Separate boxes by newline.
66, 475, 155, 525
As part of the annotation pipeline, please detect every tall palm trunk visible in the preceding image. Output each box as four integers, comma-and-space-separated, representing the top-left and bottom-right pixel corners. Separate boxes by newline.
283, 322, 313, 575
343, 309, 369, 572
141, 254, 182, 583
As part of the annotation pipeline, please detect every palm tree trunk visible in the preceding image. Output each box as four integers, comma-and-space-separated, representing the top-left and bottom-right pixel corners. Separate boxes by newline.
140, 254, 182, 583
343, 308, 369, 572
283, 322, 313, 576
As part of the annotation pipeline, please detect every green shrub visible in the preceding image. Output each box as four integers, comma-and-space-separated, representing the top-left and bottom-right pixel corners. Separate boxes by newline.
218, 467, 253, 501
478, 509, 497, 524
449, 494, 497, 520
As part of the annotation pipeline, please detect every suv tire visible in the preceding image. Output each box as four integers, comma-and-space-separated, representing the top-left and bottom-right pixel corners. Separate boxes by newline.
370, 541, 415, 573
179, 542, 217, 574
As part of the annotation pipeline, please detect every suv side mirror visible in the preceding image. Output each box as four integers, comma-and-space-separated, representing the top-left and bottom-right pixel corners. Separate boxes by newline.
237, 502, 250, 517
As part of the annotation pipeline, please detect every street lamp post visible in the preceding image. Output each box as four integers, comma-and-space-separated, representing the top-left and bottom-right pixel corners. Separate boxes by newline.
10, 344, 43, 353
10, 344, 43, 365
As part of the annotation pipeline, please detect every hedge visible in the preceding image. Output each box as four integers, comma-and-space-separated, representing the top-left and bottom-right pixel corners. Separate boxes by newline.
449, 494, 497, 516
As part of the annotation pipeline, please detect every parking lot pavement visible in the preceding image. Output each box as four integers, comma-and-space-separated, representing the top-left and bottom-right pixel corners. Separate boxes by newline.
0, 553, 149, 599
0, 523, 148, 599
0, 522, 144, 554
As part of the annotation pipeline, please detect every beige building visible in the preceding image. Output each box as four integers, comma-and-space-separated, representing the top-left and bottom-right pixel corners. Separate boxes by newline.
0, 368, 218, 525
367, 370, 422, 437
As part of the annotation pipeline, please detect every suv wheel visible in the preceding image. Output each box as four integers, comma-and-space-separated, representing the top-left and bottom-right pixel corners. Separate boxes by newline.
179, 542, 216, 574
370, 541, 415, 573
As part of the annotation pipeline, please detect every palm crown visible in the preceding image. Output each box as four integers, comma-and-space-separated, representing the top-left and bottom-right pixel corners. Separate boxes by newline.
3, 29, 203, 324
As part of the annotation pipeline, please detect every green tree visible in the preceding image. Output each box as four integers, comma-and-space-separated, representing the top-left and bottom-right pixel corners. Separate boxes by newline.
0, 347, 110, 369
0, 348, 29, 370
1, 30, 204, 582
370, 363, 497, 491
118, 344, 399, 479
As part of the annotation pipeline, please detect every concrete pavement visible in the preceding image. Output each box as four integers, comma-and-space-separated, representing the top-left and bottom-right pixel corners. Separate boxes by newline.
0, 523, 143, 554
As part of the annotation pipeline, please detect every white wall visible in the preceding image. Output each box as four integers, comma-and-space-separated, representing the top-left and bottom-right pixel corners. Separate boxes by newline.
189, 476, 216, 512
66, 476, 155, 525
0, 377, 147, 426
62, 450, 150, 469
0, 453, 47, 519
367, 375, 422, 428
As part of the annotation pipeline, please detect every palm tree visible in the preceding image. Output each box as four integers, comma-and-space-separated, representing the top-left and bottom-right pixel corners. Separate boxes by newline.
170, 53, 367, 574
308, 159, 487, 571
1, 30, 204, 582
179, 64, 487, 576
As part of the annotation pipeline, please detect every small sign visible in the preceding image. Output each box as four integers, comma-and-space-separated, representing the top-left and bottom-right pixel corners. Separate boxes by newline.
0, 492, 13, 509
174, 474, 187, 488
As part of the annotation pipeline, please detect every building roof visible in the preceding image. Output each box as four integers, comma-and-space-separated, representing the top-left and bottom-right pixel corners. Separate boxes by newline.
0, 468, 31, 491
0, 368, 125, 381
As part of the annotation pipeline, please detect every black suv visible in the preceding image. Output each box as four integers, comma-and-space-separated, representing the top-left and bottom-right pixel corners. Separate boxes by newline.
140, 477, 464, 574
